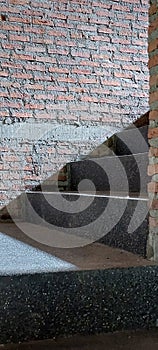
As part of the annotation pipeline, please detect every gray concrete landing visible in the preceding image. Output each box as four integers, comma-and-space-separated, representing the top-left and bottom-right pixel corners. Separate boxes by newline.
0, 231, 76, 275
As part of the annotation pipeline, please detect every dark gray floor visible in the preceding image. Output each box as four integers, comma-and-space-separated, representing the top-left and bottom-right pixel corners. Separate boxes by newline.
2, 330, 158, 350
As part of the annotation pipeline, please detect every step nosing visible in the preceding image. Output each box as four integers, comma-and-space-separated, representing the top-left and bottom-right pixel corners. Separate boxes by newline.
26, 191, 148, 201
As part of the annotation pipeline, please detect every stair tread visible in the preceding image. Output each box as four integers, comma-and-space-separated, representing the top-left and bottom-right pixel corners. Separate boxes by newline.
0, 223, 154, 276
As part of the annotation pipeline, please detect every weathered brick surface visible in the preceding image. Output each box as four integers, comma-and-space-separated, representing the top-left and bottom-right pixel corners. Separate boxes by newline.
0, 0, 149, 208
148, 0, 158, 260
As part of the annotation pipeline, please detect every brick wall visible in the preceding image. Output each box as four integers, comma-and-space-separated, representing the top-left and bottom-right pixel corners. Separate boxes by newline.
148, 0, 158, 260
0, 0, 149, 208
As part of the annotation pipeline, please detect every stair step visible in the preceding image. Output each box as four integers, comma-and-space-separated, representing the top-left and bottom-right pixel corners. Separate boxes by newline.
0, 223, 157, 344
66, 152, 149, 194
10, 191, 149, 257
115, 125, 149, 156
86, 125, 149, 160
39, 152, 150, 194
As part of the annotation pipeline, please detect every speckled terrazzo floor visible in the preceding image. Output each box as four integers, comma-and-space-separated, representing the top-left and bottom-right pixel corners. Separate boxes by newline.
0, 222, 154, 272
2, 330, 158, 350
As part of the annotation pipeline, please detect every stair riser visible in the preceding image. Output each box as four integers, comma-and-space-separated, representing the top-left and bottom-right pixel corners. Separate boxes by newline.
115, 125, 149, 156
0, 266, 158, 344
68, 153, 149, 194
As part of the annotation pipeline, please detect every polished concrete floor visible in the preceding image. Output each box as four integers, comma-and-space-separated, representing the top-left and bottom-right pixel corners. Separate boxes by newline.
2, 330, 158, 350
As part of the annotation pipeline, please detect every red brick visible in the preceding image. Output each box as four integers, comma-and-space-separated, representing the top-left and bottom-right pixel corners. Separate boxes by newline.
68, 14, 88, 22
149, 75, 158, 87
148, 182, 158, 193
9, 0, 30, 4
0, 91, 8, 97
120, 47, 138, 54
0, 111, 10, 117
9, 16, 31, 24
149, 111, 158, 120
12, 72, 33, 79
148, 127, 158, 139
149, 147, 158, 157
77, 24, 96, 32
50, 13, 67, 20
71, 50, 90, 58
48, 29, 67, 37
98, 28, 113, 34
149, 39, 158, 53
13, 53, 34, 61
24, 83, 44, 90
55, 40, 75, 47
49, 67, 69, 74
117, 13, 136, 20
150, 200, 158, 210
90, 88, 109, 94
0, 71, 9, 77
24, 103, 45, 110
2, 42, 22, 50
149, 55, 158, 69
32, 18, 54, 26
112, 38, 131, 45
114, 71, 133, 79
3, 155, 19, 162
25, 45, 46, 53
35, 112, 56, 119
149, 3, 157, 15
34, 75, 52, 82
25, 27, 45, 35
0, 52, 10, 59
47, 86, 67, 92
138, 14, 148, 22
122, 64, 141, 71
1, 62, 23, 69
79, 78, 98, 84
149, 217, 158, 227
1, 23, 23, 32
148, 164, 158, 176
101, 79, 120, 86
10, 92, 23, 99
56, 95, 74, 101
0, 33, 7, 39
0, 6, 20, 13
57, 77, 77, 83
35, 56, 56, 63
67, 87, 88, 93
72, 68, 92, 74
71, 32, 83, 39
1, 101, 22, 108
13, 112, 33, 118
90, 17, 108, 24
150, 91, 158, 104
48, 48, 69, 55
91, 35, 110, 42
80, 95, 99, 102
33, 93, 54, 100
92, 53, 109, 60
9, 34, 30, 42
112, 3, 130, 11
25, 64, 45, 72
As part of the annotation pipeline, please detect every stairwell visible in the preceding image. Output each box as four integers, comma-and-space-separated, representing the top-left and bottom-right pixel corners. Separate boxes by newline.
1, 112, 158, 345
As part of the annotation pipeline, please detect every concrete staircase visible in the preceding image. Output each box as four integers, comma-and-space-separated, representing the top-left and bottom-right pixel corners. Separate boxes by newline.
1, 111, 158, 345
22, 113, 150, 257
